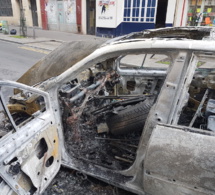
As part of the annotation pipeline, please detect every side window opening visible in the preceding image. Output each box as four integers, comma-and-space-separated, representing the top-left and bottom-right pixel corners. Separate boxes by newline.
0, 100, 14, 139
119, 53, 170, 69
178, 54, 215, 132
0, 86, 47, 138
117, 54, 169, 96
58, 52, 171, 171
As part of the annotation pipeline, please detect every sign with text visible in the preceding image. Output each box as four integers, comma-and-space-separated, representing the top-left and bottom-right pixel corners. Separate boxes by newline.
96, 0, 117, 28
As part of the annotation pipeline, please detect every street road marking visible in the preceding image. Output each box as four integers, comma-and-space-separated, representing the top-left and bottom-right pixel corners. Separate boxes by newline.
18, 46, 50, 54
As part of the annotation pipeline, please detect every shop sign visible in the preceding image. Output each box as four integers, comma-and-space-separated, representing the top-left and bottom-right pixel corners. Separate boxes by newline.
96, 0, 117, 28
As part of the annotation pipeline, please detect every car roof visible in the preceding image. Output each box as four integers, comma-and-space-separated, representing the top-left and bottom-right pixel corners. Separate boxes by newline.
103, 26, 215, 46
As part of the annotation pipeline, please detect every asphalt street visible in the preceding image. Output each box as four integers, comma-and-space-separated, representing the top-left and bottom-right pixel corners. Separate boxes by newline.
0, 40, 46, 81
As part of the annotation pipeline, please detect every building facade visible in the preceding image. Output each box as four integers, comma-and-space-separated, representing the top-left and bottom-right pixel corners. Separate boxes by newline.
42, 0, 215, 35
2, 0, 214, 37
43, 0, 79, 32
0, 0, 42, 28
95, 0, 177, 37
0, 0, 178, 36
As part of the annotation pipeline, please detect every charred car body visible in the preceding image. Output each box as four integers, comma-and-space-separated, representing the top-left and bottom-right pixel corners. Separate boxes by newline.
0, 27, 215, 195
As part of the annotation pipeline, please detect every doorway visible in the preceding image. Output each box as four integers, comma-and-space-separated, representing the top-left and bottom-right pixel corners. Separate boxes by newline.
87, 0, 96, 35
30, 0, 38, 26
57, 1, 65, 30
155, 0, 168, 28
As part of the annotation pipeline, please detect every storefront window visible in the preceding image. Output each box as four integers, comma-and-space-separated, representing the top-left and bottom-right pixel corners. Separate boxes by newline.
187, 0, 215, 26
124, 0, 157, 23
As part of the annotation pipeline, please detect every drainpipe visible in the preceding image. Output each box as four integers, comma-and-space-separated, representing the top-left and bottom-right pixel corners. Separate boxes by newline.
40, 0, 48, 30
180, 0, 186, 26
76, 0, 82, 33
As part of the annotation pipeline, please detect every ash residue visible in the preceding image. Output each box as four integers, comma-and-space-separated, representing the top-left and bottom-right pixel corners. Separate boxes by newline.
64, 120, 140, 171
43, 167, 136, 195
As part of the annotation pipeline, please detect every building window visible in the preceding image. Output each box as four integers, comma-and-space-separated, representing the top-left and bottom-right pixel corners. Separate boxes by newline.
124, 0, 157, 23
0, 0, 13, 16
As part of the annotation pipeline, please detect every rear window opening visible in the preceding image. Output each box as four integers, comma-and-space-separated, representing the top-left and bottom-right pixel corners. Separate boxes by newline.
178, 61, 215, 132
0, 101, 14, 140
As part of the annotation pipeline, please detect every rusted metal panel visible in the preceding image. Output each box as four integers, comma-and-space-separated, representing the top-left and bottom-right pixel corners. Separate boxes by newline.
76, 0, 82, 32
144, 124, 215, 195
40, 0, 48, 30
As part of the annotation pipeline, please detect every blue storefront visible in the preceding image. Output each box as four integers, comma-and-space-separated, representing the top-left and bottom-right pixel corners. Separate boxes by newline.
96, 0, 175, 37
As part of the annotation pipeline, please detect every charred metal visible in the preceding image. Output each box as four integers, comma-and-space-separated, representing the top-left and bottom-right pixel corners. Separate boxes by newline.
0, 27, 215, 195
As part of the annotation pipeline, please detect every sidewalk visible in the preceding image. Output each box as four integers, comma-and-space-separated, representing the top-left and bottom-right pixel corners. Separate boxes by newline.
0, 25, 108, 51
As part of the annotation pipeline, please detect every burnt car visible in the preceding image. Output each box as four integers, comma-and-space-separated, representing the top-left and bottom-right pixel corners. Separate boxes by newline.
0, 27, 215, 195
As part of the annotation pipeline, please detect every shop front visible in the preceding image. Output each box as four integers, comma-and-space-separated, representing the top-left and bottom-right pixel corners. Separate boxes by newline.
45, 0, 77, 32
187, 0, 215, 26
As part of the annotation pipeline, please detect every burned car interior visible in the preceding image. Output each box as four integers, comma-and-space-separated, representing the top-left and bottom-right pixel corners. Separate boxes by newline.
0, 27, 215, 195
58, 53, 168, 172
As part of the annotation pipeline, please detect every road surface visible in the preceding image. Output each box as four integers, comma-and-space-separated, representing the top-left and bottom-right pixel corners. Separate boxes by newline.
0, 40, 46, 81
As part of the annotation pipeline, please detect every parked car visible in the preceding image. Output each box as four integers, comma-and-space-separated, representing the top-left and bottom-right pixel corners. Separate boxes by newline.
0, 27, 215, 195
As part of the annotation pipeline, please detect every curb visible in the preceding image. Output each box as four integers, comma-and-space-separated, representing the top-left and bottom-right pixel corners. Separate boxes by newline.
0, 37, 63, 44
0, 37, 63, 51
20, 45, 53, 52
22, 40, 64, 44
0, 37, 23, 45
